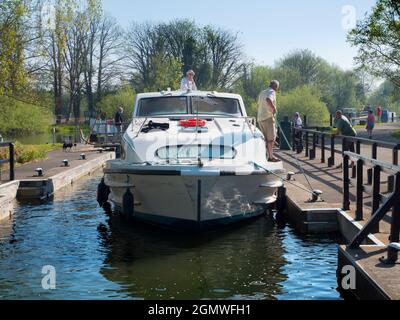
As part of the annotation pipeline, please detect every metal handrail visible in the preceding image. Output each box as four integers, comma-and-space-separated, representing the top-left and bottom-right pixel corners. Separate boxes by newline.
345, 152, 400, 173
294, 127, 400, 149
342, 151, 400, 264
292, 127, 400, 169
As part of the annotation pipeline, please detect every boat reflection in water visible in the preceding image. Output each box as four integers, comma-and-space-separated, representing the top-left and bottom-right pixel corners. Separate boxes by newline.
99, 211, 287, 300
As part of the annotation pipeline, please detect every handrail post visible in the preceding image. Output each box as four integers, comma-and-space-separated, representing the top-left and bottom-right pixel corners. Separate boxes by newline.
310, 132, 316, 160
321, 134, 325, 163
9, 142, 15, 181
372, 165, 381, 233
389, 146, 399, 192
368, 143, 378, 184
387, 175, 400, 263
351, 161, 357, 179
343, 154, 350, 211
393, 145, 399, 165
356, 140, 361, 155
292, 127, 296, 152
305, 131, 309, 157
356, 159, 364, 221
328, 135, 335, 167
350, 172, 400, 250
105, 119, 108, 144
342, 137, 347, 155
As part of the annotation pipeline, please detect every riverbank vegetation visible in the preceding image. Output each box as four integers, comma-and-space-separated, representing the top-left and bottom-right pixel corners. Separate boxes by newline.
0, 142, 62, 165
0, 0, 399, 136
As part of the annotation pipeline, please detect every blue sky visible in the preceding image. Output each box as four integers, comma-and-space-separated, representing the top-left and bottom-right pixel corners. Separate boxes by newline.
102, 0, 376, 70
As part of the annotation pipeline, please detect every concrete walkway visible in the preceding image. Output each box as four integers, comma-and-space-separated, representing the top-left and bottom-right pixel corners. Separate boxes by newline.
356, 122, 400, 144
277, 143, 400, 300
0, 144, 114, 206
276, 145, 394, 244
1, 145, 107, 182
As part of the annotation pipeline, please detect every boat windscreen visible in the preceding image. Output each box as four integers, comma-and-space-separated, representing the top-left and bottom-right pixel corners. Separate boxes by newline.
192, 96, 242, 117
137, 97, 187, 116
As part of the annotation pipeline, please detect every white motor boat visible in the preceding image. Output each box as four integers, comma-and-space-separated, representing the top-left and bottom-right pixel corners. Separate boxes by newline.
99, 90, 285, 231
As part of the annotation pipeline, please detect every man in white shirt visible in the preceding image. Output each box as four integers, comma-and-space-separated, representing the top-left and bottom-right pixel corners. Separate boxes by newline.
257, 80, 280, 162
293, 112, 303, 129
180, 70, 198, 91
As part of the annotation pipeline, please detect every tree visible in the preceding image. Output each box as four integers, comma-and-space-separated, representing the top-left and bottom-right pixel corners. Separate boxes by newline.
278, 86, 330, 126
63, 9, 86, 122
0, 0, 27, 95
368, 80, 400, 113
159, 20, 200, 74
145, 53, 182, 92
233, 64, 271, 116
325, 68, 360, 113
96, 84, 135, 118
95, 15, 124, 106
125, 22, 165, 91
82, 4, 124, 117
202, 26, 244, 89
277, 49, 330, 88
39, 0, 71, 118
124, 20, 245, 91
348, 0, 400, 88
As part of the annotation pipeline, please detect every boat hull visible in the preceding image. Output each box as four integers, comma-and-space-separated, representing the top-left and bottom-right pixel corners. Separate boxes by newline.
103, 163, 283, 231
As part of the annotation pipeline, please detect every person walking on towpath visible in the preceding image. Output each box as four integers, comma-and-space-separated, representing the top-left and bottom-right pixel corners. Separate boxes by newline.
366, 110, 375, 140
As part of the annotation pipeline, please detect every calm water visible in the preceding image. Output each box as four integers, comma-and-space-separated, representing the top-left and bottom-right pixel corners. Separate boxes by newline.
0, 172, 342, 300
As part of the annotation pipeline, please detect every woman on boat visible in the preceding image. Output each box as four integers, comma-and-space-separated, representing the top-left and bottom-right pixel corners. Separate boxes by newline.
180, 70, 198, 91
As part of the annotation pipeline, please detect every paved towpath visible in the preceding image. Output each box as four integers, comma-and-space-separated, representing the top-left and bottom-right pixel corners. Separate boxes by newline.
1, 144, 107, 183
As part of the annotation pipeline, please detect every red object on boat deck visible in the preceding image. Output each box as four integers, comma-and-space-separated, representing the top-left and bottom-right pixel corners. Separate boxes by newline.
179, 118, 207, 127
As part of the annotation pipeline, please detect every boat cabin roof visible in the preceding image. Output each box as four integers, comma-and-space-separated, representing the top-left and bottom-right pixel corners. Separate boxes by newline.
133, 90, 247, 118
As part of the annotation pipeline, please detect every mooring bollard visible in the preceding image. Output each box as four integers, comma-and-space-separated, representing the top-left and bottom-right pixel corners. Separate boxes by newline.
35, 168, 44, 177
286, 171, 295, 181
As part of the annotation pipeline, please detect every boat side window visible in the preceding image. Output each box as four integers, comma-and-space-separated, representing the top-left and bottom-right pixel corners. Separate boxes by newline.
137, 97, 188, 116
191, 97, 242, 117
156, 145, 237, 160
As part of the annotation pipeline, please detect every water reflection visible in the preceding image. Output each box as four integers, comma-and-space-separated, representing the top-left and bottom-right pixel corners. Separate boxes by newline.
99, 214, 287, 300
0, 172, 341, 300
